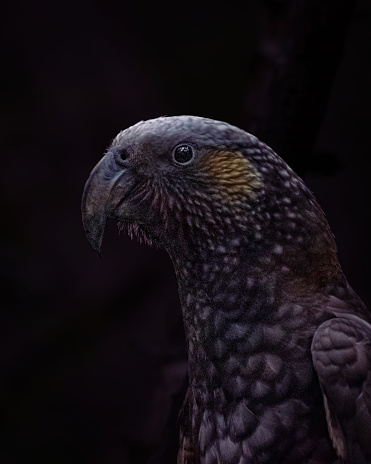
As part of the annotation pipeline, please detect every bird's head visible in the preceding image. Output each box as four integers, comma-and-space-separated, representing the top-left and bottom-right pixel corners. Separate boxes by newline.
82, 116, 261, 253
82, 116, 337, 281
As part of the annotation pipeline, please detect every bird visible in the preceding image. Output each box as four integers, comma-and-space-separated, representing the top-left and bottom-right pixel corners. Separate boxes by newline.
81, 116, 371, 464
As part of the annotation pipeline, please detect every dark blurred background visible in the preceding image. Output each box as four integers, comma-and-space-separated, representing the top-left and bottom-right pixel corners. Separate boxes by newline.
1, 0, 370, 462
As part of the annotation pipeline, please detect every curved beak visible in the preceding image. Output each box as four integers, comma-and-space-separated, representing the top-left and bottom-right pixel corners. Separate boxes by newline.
81, 153, 134, 256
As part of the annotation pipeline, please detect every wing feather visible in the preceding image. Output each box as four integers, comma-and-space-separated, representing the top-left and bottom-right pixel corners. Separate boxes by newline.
312, 315, 371, 463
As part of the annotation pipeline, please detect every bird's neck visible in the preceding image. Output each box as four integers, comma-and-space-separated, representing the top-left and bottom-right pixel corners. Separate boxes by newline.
168, 232, 342, 391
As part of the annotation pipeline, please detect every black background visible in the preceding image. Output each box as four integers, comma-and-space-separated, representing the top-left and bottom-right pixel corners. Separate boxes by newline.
1, 0, 370, 463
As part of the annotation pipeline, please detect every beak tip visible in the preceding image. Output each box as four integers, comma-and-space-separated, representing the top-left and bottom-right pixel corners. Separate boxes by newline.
84, 228, 104, 257
93, 244, 103, 258
81, 215, 106, 258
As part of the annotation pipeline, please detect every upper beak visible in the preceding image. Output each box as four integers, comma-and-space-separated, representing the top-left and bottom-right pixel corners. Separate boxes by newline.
81, 152, 133, 256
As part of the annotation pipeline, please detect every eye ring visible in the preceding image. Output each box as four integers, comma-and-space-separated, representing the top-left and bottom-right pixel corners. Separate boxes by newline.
172, 144, 194, 165
114, 147, 130, 166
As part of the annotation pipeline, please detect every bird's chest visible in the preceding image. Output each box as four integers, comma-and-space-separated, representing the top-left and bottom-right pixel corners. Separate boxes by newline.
181, 289, 337, 463
189, 393, 339, 463
186, 349, 335, 464
182, 286, 317, 397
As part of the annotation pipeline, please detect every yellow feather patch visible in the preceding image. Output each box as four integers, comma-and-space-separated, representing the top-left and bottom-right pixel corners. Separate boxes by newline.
200, 150, 261, 199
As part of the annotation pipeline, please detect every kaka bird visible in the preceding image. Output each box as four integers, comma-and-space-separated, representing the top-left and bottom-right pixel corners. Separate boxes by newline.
81, 116, 371, 464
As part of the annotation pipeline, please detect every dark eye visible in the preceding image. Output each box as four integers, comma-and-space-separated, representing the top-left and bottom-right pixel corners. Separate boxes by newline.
173, 145, 194, 164
119, 148, 129, 161
114, 147, 130, 165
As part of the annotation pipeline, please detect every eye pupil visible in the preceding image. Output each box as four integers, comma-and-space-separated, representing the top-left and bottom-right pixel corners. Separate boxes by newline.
119, 148, 129, 160
174, 145, 193, 164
